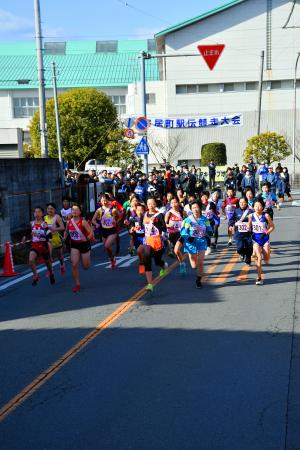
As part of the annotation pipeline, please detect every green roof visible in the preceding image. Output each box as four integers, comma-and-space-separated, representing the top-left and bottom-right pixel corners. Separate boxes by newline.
0, 40, 159, 90
155, 0, 247, 37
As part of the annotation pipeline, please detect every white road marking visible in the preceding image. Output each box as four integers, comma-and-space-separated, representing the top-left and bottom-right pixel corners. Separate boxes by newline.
94, 254, 138, 269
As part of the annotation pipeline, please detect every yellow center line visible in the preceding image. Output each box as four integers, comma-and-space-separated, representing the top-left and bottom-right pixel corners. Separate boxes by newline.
0, 259, 179, 423
210, 253, 240, 283
202, 247, 229, 282
236, 263, 251, 283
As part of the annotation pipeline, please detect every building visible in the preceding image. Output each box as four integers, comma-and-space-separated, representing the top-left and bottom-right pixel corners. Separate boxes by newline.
0, 39, 159, 154
128, 0, 300, 168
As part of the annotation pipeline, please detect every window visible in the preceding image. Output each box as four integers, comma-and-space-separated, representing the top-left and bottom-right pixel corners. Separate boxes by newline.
176, 85, 187, 94
270, 80, 281, 90
44, 42, 66, 55
223, 83, 235, 92
108, 95, 126, 115
146, 93, 156, 104
96, 40, 118, 53
198, 84, 208, 92
13, 97, 39, 118
187, 84, 197, 94
246, 81, 258, 91
208, 84, 221, 93
147, 39, 156, 52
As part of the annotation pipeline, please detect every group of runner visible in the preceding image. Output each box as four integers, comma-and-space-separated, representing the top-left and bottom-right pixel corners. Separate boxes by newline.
25, 177, 280, 292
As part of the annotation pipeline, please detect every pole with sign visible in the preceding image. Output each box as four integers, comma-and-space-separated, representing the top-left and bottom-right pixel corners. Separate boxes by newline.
140, 51, 149, 176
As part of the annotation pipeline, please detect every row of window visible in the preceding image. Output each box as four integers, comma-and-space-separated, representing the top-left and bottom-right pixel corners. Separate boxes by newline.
44, 39, 156, 55
12, 93, 158, 118
176, 79, 300, 94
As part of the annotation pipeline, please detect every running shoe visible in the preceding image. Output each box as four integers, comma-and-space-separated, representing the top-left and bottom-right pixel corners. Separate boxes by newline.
60, 264, 66, 276
32, 276, 39, 286
239, 255, 244, 262
205, 246, 211, 256
145, 283, 154, 292
255, 278, 264, 285
179, 262, 187, 275
227, 241, 233, 247
196, 277, 202, 288
245, 257, 251, 266
139, 264, 145, 274
111, 257, 116, 270
129, 248, 135, 256
49, 273, 55, 285
72, 285, 81, 293
159, 263, 168, 277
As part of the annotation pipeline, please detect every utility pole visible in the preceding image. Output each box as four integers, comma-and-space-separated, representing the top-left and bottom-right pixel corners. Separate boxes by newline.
293, 52, 300, 179
34, 0, 48, 158
52, 62, 64, 187
257, 50, 264, 136
140, 51, 148, 176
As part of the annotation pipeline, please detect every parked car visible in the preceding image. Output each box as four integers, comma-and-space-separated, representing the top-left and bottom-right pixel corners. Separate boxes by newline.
84, 159, 121, 174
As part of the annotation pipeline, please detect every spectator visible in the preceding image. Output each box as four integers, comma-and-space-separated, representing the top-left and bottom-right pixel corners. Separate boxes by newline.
257, 162, 269, 188
247, 157, 257, 173
208, 160, 216, 190
266, 166, 277, 192
241, 170, 258, 194
236, 165, 247, 192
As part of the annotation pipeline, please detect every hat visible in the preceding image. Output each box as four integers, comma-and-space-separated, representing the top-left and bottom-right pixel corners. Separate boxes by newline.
268, 166, 273, 169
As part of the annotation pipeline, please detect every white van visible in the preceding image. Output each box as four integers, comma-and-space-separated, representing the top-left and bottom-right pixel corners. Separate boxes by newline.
84, 159, 122, 175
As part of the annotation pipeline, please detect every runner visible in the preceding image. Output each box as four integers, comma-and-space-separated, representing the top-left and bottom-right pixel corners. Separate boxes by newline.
60, 196, 72, 225
180, 200, 213, 288
208, 190, 221, 248
124, 195, 139, 255
257, 182, 280, 220
229, 197, 253, 265
222, 187, 239, 246
44, 202, 65, 275
25, 206, 55, 286
165, 196, 185, 258
248, 199, 275, 285
200, 191, 219, 255
128, 203, 145, 254
64, 203, 94, 293
137, 197, 168, 292
92, 193, 121, 269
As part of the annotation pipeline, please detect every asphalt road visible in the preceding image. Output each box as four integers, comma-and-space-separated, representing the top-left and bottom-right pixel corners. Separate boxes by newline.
0, 197, 299, 450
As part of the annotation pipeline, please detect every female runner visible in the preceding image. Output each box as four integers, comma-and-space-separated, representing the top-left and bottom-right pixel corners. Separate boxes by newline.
92, 193, 121, 269
44, 202, 65, 275
137, 197, 167, 292
25, 206, 55, 286
180, 200, 213, 288
247, 199, 275, 285
65, 203, 94, 292
229, 197, 253, 265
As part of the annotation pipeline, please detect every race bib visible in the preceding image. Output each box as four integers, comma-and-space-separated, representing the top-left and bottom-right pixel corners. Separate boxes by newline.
32, 229, 45, 242
205, 210, 213, 220
69, 230, 81, 241
102, 217, 113, 227
191, 225, 206, 238
144, 223, 159, 237
170, 220, 182, 230
252, 223, 267, 233
236, 222, 249, 233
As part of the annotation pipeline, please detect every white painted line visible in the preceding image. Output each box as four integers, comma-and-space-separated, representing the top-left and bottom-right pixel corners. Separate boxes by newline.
0, 230, 128, 293
273, 216, 300, 220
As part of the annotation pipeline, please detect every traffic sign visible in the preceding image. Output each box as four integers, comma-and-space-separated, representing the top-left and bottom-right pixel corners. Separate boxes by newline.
124, 128, 135, 139
135, 136, 149, 155
197, 44, 225, 71
134, 116, 151, 133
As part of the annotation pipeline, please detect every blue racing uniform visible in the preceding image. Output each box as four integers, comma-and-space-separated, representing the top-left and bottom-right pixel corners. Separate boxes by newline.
180, 214, 212, 254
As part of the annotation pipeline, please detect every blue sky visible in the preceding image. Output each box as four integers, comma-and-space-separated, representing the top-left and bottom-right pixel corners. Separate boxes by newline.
0, 0, 228, 41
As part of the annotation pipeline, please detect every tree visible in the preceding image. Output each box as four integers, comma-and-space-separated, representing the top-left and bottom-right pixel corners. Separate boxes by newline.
243, 132, 291, 164
148, 129, 184, 165
201, 143, 227, 165
105, 129, 143, 170
29, 88, 118, 166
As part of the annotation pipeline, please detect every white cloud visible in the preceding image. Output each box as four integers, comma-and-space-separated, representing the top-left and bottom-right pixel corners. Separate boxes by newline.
0, 8, 34, 33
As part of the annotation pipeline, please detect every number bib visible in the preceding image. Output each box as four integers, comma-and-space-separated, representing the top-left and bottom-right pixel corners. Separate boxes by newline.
170, 220, 182, 231
204, 210, 213, 220
102, 217, 113, 228
236, 222, 249, 233
69, 230, 81, 241
191, 225, 206, 238
144, 223, 159, 237
252, 223, 267, 233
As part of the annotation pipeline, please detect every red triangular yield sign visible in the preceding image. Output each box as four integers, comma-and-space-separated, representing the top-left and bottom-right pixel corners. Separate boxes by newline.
197, 44, 225, 70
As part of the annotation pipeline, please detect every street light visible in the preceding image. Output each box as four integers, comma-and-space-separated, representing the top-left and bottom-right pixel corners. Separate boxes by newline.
292, 52, 300, 179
